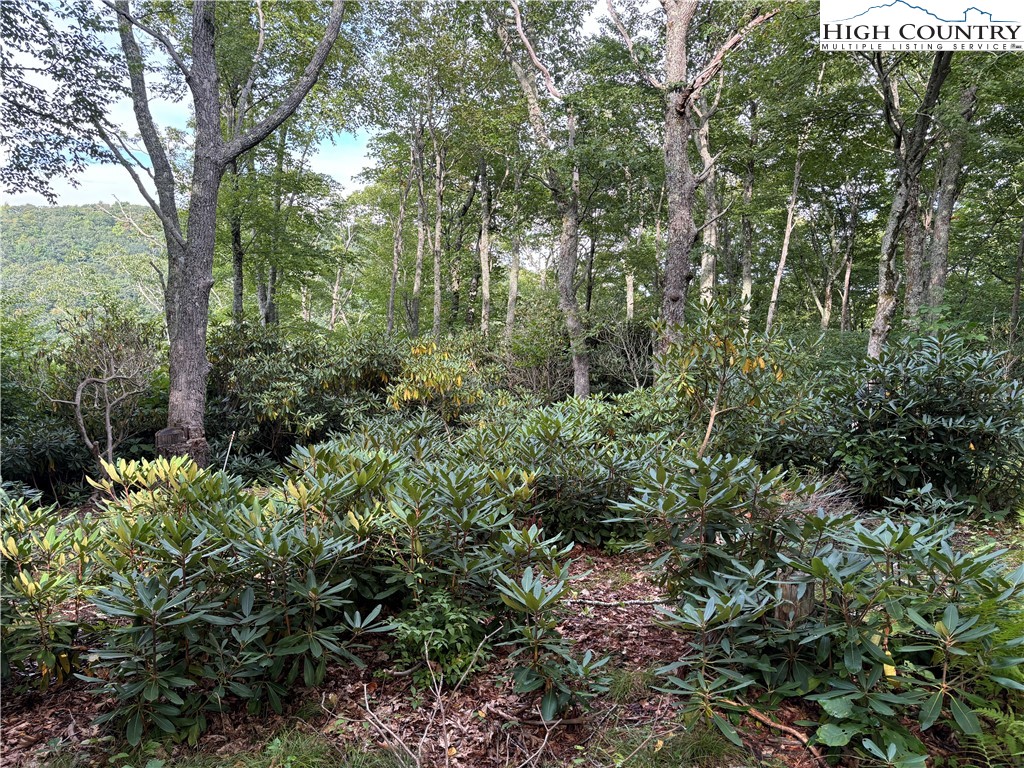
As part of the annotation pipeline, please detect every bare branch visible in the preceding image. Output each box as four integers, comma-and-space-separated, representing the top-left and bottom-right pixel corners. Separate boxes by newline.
606, 0, 665, 90
235, 0, 267, 134
508, 0, 564, 101
223, 0, 346, 162
94, 122, 186, 250
684, 8, 780, 112
101, 0, 190, 78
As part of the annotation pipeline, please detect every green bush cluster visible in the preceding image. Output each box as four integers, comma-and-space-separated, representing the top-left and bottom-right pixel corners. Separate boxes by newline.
1, 447, 593, 746
616, 454, 1024, 765
206, 324, 404, 459
830, 334, 1024, 513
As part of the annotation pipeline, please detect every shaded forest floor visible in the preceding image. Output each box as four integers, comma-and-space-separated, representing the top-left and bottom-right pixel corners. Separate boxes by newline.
3, 517, 1022, 768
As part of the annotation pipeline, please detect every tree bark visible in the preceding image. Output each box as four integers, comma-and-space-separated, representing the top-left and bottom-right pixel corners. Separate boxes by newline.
840, 189, 860, 332
867, 52, 953, 359
696, 93, 719, 305
1010, 218, 1024, 352
431, 138, 446, 339
504, 233, 521, 346
626, 272, 634, 320
409, 124, 426, 337
659, 3, 777, 345
741, 101, 756, 329
479, 157, 492, 336
229, 159, 245, 326
902, 190, 927, 324
928, 84, 978, 309
388, 161, 414, 335
661, 1, 699, 340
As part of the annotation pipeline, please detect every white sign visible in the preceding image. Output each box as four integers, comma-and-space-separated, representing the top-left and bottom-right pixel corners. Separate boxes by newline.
819, 0, 1023, 51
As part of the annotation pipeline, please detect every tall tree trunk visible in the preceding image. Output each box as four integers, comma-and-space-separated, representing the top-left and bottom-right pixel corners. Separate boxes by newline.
494, 13, 589, 395
504, 233, 521, 346
765, 65, 824, 334
387, 162, 414, 335
696, 94, 719, 304
558, 193, 589, 397
112, 0, 346, 465
1010, 218, 1024, 352
765, 150, 803, 333
741, 102, 756, 329
450, 172, 479, 332
625, 272, 634, 320
584, 235, 596, 313
867, 52, 953, 359
902, 191, 927, 324
431, 139, 446, 339
228, 159, 245, 325
661, 2, 699, 340
479, 157, 492, 335
840, 190, 860, 332
409, 125, 426, 337
928, 84, 978, 309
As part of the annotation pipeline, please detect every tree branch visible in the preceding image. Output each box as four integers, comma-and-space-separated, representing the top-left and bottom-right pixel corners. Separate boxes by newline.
94, 122, 186, 250
222, 0, 346, 162
606, 0, 664, 90
682, 8, 780, 113
101, 0, 190, 78
508, 0, 564, 101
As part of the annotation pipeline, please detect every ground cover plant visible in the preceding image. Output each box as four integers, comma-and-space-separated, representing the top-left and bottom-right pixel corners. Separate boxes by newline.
5, 1, 1024, 764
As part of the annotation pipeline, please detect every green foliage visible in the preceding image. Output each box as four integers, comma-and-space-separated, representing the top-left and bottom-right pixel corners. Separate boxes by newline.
496, 565, 610, 721
207, 324, 402, 458
386, 340, 486, 423
0, 491, 100, 689
807, 333, 1024, 514
456, 398, 655, 545
616, 456, 1024, 761
389, 592, 491, 689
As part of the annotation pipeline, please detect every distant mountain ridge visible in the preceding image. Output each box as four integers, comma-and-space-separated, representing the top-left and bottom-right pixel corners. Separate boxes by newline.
1, 203, 165, 317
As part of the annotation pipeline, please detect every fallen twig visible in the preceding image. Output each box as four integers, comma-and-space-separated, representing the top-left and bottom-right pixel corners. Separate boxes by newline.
724, 700, 827, 768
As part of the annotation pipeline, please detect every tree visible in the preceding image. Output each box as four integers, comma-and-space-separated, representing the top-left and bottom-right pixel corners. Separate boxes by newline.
605, 0, 777, 344
96, 0, 348, 463
865, 52, 953, 358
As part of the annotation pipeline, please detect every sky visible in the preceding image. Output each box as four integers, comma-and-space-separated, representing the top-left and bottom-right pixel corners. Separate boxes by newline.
1, 1, 621, 208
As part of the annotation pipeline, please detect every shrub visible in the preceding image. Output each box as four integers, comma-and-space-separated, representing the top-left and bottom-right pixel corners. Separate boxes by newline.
821, 332, 1024, 514
207, 324, 402, 458
615, 455, 1024, 762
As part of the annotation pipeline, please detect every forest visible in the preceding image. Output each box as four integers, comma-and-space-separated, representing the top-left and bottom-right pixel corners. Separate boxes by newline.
1, 0, 1024, 766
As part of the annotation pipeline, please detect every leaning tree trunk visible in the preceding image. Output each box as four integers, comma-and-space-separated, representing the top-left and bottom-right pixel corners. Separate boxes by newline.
765, 149, 803, 333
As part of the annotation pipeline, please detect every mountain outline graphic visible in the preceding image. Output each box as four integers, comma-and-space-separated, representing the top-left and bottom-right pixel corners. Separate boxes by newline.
830, 1, 1015, 23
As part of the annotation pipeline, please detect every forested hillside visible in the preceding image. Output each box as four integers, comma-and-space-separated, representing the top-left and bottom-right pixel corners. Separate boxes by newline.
2, 1, 1023, 767
2, 204, 164, 317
